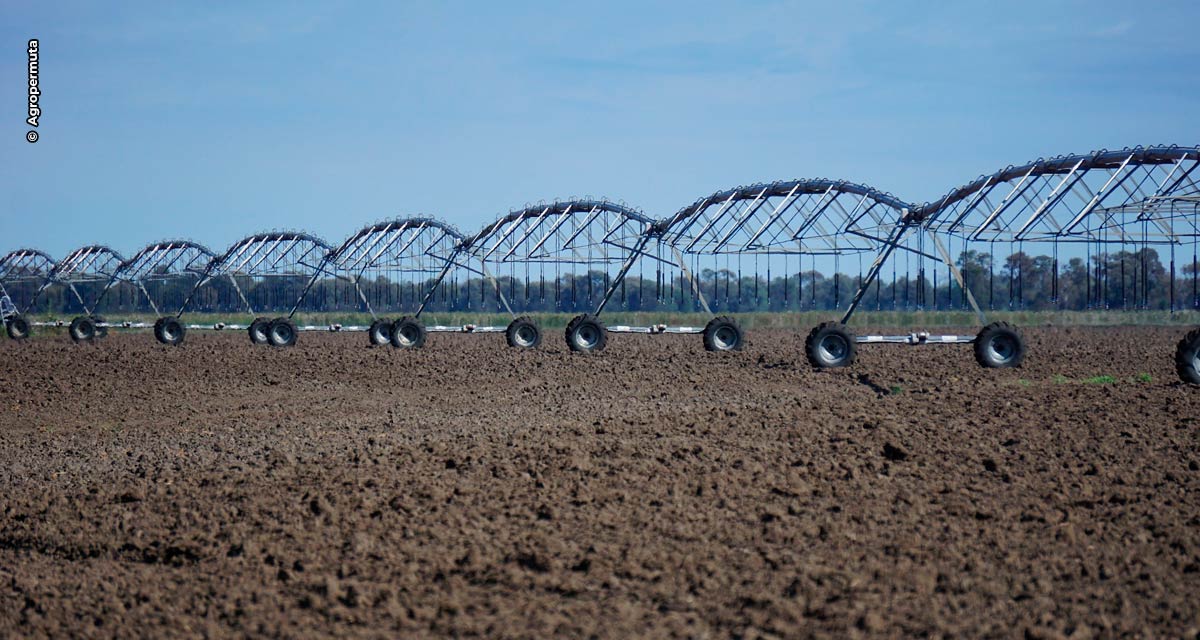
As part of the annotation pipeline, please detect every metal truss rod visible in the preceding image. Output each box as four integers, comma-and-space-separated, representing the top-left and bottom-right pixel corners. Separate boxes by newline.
595, 232, 653, 315
841, 213, 912, 325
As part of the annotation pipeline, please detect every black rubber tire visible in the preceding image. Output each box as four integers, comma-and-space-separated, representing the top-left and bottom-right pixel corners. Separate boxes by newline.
158, 318, 186, 346
1174, 327, 1200, 385
390, 316, 427, 349
565, 314, 607, 353
69, 316, 97, 343
505, 316, 542, 349
973, 321, 1026, 369
91, 315, 109, 338
267, 317, 298, 347
703, 316, 744, 352
5, 316, 30, 340
805, 322, 857, 368
248, 317, 271, 345
368, 319, 392, 346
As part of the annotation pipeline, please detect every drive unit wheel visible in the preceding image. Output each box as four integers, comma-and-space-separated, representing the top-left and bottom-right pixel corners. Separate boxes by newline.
69, 316, 97, 343
505, 316, 541, 349
703, 316, 744, 352
805, 322, 856, 368
390, 316, 427, 349
5, 316, 30, 340
1175, 327, 1200, 385
973, 322, 1025, 369
268, 318, 298, 347
155, 317, 186, 346
565, 314, 607, 353
248, 317, 271, 345
368, 319, 393, 346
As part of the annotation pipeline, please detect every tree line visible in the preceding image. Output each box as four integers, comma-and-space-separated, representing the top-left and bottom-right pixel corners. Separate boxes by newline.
5, 248, 1198, 316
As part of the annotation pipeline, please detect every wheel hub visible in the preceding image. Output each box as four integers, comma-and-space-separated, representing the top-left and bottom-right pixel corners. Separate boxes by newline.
515, 325, 536, 347
713, 326, 737, 350
819, 334, 847, 363
576, 325, 598, 348
988, 336, 1016, 363
398, 326, 419, 346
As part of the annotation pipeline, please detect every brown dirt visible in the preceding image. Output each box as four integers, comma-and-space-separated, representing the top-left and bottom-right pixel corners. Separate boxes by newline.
1, 326, 1198, 638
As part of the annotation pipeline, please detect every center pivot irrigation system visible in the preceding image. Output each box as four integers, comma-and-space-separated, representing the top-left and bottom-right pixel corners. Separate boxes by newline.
3, 145, 1199, 383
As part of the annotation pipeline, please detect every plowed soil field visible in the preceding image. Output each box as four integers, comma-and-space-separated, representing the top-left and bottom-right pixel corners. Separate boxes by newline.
1, 326, 1198, 638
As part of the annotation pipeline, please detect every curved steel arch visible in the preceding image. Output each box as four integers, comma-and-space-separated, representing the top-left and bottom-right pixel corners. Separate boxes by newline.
913, 145, 1200, 243
327, 217, 465, 270
315, 216, 469, 318
647, 180, 914, 317
51, 245, 125, 279
118, 239, 217, 279
0, 248, 57, 314
657, 178, 912, 255
37, 245, 126, 315
463, 199, 657, 315
176, 230, 334, 318
465, 199, 654, 258
0, 248, 56, 276
210, 231, 333, 275
111, 240, 219, 316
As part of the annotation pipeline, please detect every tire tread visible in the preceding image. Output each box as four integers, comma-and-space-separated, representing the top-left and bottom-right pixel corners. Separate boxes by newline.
1174, 327, 1200, 384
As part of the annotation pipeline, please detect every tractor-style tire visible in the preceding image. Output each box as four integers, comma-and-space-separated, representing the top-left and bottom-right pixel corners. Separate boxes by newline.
805, 322, 857, 368
703, 316, 744, 352
390, 316, 427, 349
156, 317, 186, 346
505, 316, 542, 349
267, 318, 298, 347
5, 316, 30, 340
1174, 327, 1200, 385
248, 317, 271, 345
368, 319, 393, 346
973, 321, 1026, 369
565, 314, 607, 353
69, 316, 97, 343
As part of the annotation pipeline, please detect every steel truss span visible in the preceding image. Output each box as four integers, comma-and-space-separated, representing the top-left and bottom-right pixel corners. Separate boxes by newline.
322, 217, 466, 317
44, 245, 125, 315
312, 217, 475, 347
0, 249, 56, 315
206, 230, 332, 312
644, 180, 914, 353
913, 145, 1200, 243
456, 200, 660, 351
116, 240, 218, 315
658, 179, 911, 256
465, 199, 654, 310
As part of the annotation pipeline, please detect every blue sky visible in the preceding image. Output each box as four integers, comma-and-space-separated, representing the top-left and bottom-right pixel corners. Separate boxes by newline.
3, 1, 1198, 258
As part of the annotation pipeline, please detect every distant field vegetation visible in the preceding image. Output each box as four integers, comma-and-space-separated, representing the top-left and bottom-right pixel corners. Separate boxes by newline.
20, 309, 1200, 330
